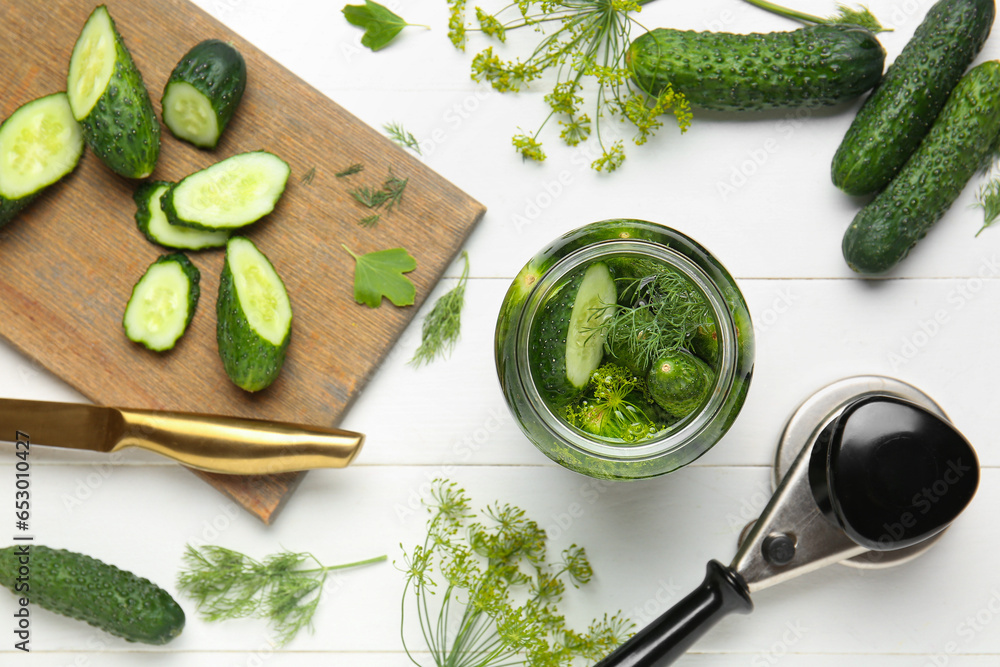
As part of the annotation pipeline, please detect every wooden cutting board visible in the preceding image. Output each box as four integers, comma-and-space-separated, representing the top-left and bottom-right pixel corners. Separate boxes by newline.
0, 0, 485, 523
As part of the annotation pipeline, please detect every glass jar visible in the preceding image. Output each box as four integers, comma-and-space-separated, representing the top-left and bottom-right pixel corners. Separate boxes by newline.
495, 219, 754, 480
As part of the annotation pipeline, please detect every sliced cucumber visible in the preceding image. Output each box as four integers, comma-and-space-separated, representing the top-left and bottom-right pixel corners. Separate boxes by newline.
123, 253, 201, 352
134, 181, 229, 250
162, 151, 290, 231
646, 350, 715, 419
162, 40, 247, 149
530, 261, 617, 404
217, 237, 292, 392
67, 5, 160, 179
0, 93, 84, 227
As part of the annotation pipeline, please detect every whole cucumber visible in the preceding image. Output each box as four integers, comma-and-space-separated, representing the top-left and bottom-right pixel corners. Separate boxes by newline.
842, 61, 1000, 275
0, 545, 184, 644
626, 24, 886, 112
833, 0, 995, 196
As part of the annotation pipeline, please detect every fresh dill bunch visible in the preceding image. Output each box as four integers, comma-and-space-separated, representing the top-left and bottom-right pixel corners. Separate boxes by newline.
384, 121, 423, 155
400, 479, 634, 666
450, 0, 692, 172
410, 251, 470, 366
596, 262, 714, 372
743, 0, 891, 33
336, 163, 365, 178
177, 545, 386, 646
564, 363, 664, 441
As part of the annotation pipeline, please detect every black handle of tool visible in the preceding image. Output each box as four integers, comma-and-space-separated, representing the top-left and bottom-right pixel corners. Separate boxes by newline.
595, 560, 754, 667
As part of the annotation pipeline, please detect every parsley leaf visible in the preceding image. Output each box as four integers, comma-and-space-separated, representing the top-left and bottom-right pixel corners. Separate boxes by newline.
342, 1, 426, 52
341, 245, 416, 308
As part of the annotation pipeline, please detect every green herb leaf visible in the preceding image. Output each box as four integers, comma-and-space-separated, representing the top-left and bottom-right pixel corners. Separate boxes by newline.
300, 167, 317, 185
743, 0, 891, 33
410, 251, 470, 366
177, 545, 385, 646
335, 163, 364, 178
341, 245, 417, 308
384, 121, 422, 155
975, 175, 1000, 236
342, 0, 425, 51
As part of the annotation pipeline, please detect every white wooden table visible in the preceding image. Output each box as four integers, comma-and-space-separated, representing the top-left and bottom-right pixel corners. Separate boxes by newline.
2, 0, 999, 664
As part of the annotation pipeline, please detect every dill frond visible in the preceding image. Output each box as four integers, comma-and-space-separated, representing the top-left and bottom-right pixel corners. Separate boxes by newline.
410, 251, 470, 366
335, 163, 364, 178
383, 121, 423, 155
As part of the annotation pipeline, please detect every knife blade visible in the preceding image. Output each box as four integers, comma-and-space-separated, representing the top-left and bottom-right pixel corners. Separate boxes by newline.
0, 398, 364, 475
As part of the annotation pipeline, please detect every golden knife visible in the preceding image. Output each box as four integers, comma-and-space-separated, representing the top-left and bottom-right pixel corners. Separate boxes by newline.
0, 398, 364, 475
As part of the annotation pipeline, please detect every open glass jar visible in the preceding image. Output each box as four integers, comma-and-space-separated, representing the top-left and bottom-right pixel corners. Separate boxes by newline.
495, 220, 754, 480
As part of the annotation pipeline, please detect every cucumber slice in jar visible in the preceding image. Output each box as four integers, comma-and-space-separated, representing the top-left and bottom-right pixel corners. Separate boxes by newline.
530, 261, 617, 404
133, 181, 229, 250
216, 237, 292, 392
123, 253, 201, 352
0, 93, 84, 227
162, 40, 247, 149
162, 151, 290, 231
67, 5, 160, 179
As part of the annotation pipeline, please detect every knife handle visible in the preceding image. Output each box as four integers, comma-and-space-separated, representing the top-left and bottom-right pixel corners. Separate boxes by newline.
112, 409, 365, 475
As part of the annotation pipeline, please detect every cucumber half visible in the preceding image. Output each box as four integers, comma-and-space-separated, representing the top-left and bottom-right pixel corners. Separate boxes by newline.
0, 93, 84, 227
162, 151, 290, 231
67, 5, 160, 179
217, 237, 292, 392
123, 253, 201, 352
530, 261, 617, 404
134, 181, 229, 250
162, 40, 247, 149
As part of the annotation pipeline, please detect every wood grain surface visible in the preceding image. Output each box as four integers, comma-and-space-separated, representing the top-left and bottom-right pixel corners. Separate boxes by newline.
0, 0, 485, 523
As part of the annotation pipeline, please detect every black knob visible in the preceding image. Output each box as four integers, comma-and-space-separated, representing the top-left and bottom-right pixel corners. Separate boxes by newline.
809, 395, 979, 551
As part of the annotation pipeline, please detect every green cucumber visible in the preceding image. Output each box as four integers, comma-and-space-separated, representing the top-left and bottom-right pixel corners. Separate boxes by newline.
0, 545, 184, 645
162, 151, 290, 231
832, 0, 995, 196
66, 5, 160, 179
530, 262, 617, 404
162, 39, 247, 149
217, 237, 292, 391
627, 24, 885, 112
646, 349, 715, 418
0, 93, 85, 228
843, 61, 1000, 275
134, 181, 229, 250
123, 253, 200, 351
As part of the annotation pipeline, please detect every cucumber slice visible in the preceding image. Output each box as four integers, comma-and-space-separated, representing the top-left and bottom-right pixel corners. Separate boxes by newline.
134, 181, 229, 250
123, 253, 201, 352
530, 261, 617, 404
0, 93, 84, 227
67, 5, 160, 179
162, 40, 247, 149
217, 237, 292, 392
646, 350, 715, 419
162, 151, 290, 231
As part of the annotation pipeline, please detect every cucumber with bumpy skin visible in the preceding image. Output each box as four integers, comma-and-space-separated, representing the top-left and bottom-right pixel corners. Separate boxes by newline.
843, 61, 1000, 275
134, 181, 230, 250
162, 40, 247, 149
217, 237, 292, 392
162, 151, 290, 231
647, 349, 715, 418
627, 24, 885, 112
123, 253, 200, 351
0, 545, 184, 645
832, 0, 995, 196
67, 5, 160, 179
530, 262, 617, 405
0, 93, 84, 228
